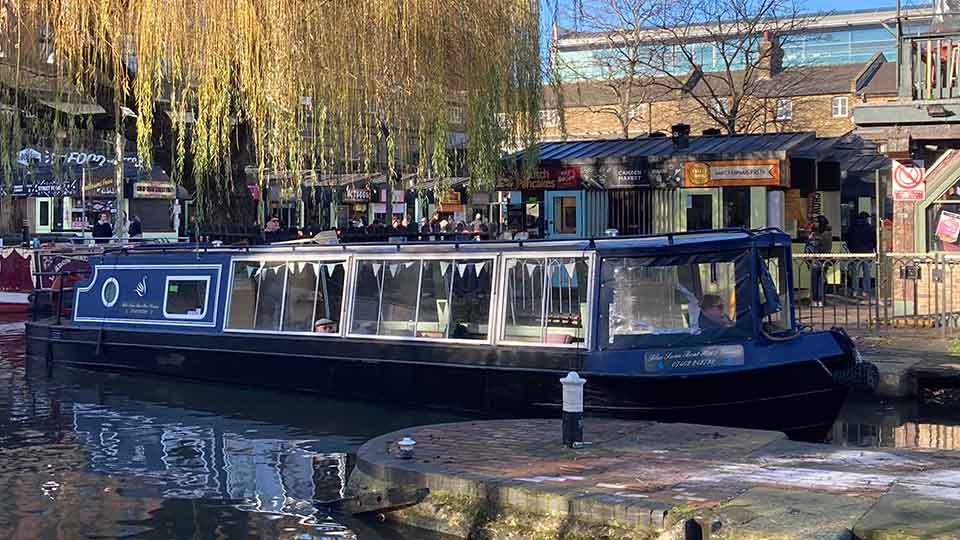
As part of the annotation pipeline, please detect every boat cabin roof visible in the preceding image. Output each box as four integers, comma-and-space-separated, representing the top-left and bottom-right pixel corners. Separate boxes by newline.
103, 228, 790, 258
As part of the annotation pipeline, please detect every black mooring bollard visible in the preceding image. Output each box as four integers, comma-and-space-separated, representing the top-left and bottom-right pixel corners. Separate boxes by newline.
560, 371, 585, 448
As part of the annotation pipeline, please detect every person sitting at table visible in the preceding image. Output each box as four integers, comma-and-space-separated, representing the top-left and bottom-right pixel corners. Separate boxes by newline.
314, 318, 337, 333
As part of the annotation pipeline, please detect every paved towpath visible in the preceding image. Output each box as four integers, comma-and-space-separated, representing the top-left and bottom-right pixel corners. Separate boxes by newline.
349, 419, 960, 539
851, 332, 960, 398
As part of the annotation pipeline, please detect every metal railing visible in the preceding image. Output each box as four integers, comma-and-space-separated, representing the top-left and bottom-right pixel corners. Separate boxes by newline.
902, 32, 960, 100
794, 252, 960, 336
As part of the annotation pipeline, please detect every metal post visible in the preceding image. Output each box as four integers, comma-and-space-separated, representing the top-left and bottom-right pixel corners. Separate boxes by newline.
560, 371, 585, 448
55, 272, 64, 326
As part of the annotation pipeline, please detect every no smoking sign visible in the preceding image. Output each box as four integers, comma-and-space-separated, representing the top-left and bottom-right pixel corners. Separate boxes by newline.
892, 159, 925, 201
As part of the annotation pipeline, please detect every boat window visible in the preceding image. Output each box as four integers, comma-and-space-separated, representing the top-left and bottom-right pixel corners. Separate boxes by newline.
350, 258, 494, 340
379, 261, 421, 337
282, 262, 317, 332
760, 248, 792, 331
255, 262, 287, 331
417, 259, 493, 340
598, 251, 750, 348
227, 260, 348, 333
164, 277, 209, 319
226, 261, 261, 330
311, 262, 347, 333
501, 256, 591, 345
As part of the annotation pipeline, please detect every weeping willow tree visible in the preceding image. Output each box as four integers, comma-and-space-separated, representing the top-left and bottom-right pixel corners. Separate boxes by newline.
1, 0, 542, 223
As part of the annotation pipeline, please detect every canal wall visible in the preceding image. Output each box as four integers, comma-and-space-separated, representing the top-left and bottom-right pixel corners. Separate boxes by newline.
348, 419, 960, 540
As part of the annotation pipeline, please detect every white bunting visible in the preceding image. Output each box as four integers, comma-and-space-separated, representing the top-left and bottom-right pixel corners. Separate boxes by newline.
287, 262, 296, 274
372, 263, 382, 277
565, 262, 577, 279
457, 263, 468, 279
246, 266, 256, 278
526, 263, 537, 278
311, 262, 320, 276
404, 261, 416, 269
474, 261, 485, 277
389, 264, 399, 278
298, 262, 307, 273
272, 265, 283, 275
440, 261, 451, 277
506, 259, 517, 270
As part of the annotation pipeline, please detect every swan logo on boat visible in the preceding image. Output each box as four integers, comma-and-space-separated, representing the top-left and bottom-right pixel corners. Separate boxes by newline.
135, 276, 147, 297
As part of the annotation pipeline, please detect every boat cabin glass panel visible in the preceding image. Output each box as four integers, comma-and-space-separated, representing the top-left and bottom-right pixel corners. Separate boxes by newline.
163, 276, 210, 320
349, 257, 495, 341
500, 255, 591, 346
225, 259, 347, 334
759, 247, 792, 332
597, 250, 752, 349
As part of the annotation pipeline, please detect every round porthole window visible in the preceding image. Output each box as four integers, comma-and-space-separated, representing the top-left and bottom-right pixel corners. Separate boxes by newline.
101, 278, 119, 308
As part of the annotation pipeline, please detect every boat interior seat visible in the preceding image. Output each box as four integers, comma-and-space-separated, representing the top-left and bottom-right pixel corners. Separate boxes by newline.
544, 333, 574, 344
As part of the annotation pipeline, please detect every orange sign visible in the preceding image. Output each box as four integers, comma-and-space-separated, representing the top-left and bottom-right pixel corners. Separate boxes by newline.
683, 160, 781, 187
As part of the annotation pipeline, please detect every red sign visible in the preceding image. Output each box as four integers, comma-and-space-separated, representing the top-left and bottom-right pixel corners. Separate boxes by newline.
892, 159, 925, 201
937, 210, 960, 243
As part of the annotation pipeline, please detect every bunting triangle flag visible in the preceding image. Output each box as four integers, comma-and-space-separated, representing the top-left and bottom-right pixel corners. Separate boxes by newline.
372, 263, 382, 277
287, 262, 296, 274
457, 263, 468, 279
404, 261, 416, 268
506, 259, 517, 270
440, 261, 451, 277
246, 266, 256, 278
525, 263, 537, 278
389, 263, 399, 278
311, 262, 320, 276
565, 262, 577, 279
298, 261, 307, 273
474, 261, 485, 277
272, 265, 283, 275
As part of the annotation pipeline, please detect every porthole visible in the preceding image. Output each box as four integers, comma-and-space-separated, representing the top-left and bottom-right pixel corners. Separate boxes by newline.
101, 277, 119, 308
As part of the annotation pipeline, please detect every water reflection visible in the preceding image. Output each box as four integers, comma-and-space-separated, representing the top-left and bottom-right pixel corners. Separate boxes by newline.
0, 320, 461, 539
830, 394, 960, 450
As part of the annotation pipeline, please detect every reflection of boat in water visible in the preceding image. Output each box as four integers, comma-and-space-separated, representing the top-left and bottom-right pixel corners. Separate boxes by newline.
27, 229, 875, 440
0, 248, 34, 313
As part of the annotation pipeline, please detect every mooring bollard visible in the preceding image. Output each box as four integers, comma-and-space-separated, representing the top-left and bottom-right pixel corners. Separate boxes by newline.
397, 437, 416, 460
560, 371, 586, 448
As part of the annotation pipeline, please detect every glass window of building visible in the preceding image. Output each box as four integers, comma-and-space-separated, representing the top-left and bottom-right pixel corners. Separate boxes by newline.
775, 99, 793, 121
723, 187, 751, 228
555, 197, 578, 234
502, 256, 591, 345
598, 252, 749, 348
164, 277, 209, 319
831, 96, 848, 118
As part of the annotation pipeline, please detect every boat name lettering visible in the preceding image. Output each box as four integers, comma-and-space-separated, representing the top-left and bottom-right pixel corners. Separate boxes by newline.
644, 345, 745, 372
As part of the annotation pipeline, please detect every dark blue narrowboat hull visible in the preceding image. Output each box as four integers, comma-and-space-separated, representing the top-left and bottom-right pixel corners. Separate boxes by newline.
26, 320, 852, 441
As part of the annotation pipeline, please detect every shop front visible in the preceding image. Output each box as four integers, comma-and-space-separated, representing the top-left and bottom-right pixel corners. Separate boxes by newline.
678, 159, 783, 231
496, 162, 606, 239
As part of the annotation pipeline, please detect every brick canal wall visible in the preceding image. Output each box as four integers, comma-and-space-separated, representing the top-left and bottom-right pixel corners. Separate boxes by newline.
348, 419, 960, 539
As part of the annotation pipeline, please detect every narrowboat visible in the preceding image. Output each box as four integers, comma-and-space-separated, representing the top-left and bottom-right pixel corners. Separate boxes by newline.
25, 229, 875, 441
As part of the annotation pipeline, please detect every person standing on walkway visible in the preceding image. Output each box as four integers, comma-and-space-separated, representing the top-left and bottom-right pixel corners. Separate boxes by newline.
846, 212, 876, 299
93, 213, 113, 244
806, 215, 832, 308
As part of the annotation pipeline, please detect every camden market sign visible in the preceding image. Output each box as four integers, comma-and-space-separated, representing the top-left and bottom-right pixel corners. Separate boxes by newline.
499, 157, 649, 191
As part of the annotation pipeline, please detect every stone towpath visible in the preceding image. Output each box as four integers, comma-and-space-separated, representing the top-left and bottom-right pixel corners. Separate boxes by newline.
348, 419, 960, 540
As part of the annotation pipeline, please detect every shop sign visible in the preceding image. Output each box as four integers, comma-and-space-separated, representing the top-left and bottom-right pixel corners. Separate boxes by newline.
683, 160, 780, 187
83, 176, 117, 198
937, 210, 960, 243
343, 186, 371, 203
439, 190, 461, 205
497, 164, 581, 190
580, 157, 649, 188
133, 180, 175, 199
892, 159, 925, 201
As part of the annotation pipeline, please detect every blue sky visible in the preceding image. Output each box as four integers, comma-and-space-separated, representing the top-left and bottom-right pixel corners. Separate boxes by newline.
540, 0, 912, 56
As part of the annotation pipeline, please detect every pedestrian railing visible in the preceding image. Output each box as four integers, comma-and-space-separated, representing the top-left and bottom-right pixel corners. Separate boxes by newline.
794, 252, 960, 336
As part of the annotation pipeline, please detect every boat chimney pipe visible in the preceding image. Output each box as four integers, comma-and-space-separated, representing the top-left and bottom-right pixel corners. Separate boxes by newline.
560, 372, 586, 447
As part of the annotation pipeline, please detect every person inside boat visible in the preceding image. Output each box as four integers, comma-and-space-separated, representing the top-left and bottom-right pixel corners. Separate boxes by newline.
699, 294, 734, 331
314, 318, 337, 333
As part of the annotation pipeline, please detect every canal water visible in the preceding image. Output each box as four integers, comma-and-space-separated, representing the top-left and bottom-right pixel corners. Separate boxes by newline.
1, 318, 958, 538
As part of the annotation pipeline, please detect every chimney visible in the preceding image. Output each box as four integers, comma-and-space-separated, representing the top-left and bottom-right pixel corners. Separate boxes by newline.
671, 123, 690, 150
758, 31, 783, 78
